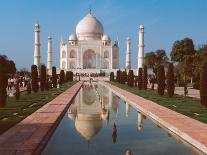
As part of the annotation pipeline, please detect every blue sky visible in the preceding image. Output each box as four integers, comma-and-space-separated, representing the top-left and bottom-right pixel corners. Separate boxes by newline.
0, 0, 207, 69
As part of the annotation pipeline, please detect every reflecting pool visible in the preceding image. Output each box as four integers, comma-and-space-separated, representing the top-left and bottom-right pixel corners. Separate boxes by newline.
42, 83, 196, 155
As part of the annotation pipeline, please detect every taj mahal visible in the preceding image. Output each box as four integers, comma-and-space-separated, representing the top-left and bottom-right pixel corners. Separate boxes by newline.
33, 9, 145, 75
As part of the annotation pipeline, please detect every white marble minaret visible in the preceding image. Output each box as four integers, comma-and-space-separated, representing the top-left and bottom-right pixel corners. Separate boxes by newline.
34, 23, 41, 70
126, 37, 131, 69
138, 25, 144, 70
47, 36, 52, 71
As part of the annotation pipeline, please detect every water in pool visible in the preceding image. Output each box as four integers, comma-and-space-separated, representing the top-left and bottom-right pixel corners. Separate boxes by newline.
42, 83, 196, 155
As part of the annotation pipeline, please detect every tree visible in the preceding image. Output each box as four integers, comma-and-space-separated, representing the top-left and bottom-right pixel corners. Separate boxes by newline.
138, 68, 142, 89
110, 72, 114, 81
0, 55, 16, 107
66, 71, 70, 82
59, 70, 65, 84
122, 70, 127, 83
31, 65, 39, 93
15, 84, 20, 100
200, 60, 207, 107
145, 50, 168, 75
157, 65, 165, 95
52, 66, 57, 88
69, 71, 73, 81
127, 70, 134, 87
170, 38, 195, 84
116, 70, 121, 83
142, 65, 148, 89
167, 63, 175, 97
40, 65, 46, 91
145, 52, 156, 72
27, 83, 31, 94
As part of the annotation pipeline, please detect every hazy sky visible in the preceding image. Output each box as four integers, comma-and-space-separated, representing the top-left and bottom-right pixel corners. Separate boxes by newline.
0, 0, 207, 70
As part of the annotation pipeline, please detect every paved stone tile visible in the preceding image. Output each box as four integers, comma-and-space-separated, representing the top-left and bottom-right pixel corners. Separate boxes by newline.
100, 81, 207, 155
0, 81, 83, 155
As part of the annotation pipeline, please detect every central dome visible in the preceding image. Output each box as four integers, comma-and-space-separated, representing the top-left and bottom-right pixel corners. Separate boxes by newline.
76, 12, 104, 40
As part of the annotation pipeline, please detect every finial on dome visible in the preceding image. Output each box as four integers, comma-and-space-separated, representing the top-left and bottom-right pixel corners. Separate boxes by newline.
88, 5, 92, 15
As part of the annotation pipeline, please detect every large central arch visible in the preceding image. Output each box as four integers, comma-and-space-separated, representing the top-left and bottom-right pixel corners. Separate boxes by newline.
83, 49, 96, 69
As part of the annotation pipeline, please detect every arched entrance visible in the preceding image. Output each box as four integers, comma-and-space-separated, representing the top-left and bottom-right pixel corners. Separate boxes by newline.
83, 50, 96, 69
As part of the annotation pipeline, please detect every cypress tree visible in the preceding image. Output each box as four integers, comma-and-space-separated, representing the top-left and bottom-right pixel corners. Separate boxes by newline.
66, 71, 70, 82
142, 65, 148, 90
45, 75, 49, 91
127, 70, 134, 87
157, 65, 165, 95
110, 72, 114, 81
200, 60, 207, 107
52, 66, 57, 88
15, 84, 20, 100
123, 70, 127, 84
134, 76, 138, 87
120, 71, 125, 84
116, 70, 121, 83
69, 71, 73, 81
40, 65, 46, 91
167, 63, 175, 97
59, 70, 65, 84
31, 65, 39, 93
27, 83, 31, 94
138, 68, 143, 89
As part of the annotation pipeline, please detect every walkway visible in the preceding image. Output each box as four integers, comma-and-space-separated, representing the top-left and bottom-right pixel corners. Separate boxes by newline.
101, 81, 207, 155
0, 81, 83, 155
148, 84, 200, 99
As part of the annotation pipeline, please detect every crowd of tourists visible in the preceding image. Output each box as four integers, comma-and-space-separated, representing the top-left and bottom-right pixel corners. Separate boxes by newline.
7, 75, 30, 90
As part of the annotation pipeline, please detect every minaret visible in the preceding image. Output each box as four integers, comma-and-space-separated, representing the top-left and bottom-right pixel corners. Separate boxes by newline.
138, 25, 144, 70
34, 23, 41, 71
47, 36, 52, 71
126, 37, 131, 69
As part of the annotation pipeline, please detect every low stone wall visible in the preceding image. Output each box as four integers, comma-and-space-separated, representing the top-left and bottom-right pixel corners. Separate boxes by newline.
0, 81, 83, 155
100, 81, 207, 155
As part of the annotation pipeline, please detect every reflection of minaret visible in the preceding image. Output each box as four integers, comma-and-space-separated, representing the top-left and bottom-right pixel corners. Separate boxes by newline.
126, 37, 131, 69
125, 102, 130, 118
137, 112, 143, 130
34, 23, 41, 72
108, 89, 113, 108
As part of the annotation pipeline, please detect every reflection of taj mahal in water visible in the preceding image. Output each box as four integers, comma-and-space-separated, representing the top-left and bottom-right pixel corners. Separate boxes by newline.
68, 84, 144, 141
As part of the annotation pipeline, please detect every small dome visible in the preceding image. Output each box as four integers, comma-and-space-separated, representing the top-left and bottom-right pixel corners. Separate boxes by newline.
69, 34, 78, 41
76, 12, 104, 40
35, 23, 40, 27
139, 25, 144, 29
102, 34, 111, 41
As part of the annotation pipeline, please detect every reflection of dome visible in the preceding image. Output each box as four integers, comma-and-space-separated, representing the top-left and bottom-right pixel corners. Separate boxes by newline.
75, 113, 102, 141
69, 34, 77, 41
83, 88, 96, 105
76, 12, 104, 40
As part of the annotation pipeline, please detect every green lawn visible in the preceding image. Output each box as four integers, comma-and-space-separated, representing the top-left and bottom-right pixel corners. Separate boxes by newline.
0, 81, 77, 134
109, 81, 207, 124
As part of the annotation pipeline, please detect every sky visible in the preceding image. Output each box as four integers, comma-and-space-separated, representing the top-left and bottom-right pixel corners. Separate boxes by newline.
0, 0, 207, 70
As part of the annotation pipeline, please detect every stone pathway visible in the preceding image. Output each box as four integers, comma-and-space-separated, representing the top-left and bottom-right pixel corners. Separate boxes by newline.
101, 81, 207, 155
148, 84, 200, 99
0, 81, 83, 155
